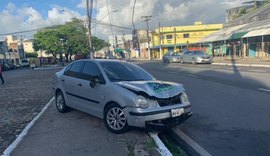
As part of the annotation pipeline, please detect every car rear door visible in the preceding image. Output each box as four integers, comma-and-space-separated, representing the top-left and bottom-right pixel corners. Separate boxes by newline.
62, 61, 85, 108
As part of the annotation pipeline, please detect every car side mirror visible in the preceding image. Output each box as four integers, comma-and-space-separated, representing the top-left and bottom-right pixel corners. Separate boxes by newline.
90, 76, 100, 88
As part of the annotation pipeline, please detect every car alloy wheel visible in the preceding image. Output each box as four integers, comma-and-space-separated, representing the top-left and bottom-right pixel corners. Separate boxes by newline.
192, 58, 196, 64
180, 58, 183, 64
56, 91, 69, 113
104, 104, 128, 133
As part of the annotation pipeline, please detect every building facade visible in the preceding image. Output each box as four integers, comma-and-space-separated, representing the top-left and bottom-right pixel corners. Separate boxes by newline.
108, 34, 133, 58
151, 22, 223, 58
201, 3, 270, 59
23, 39, 35, 53
132, 29, 152, 59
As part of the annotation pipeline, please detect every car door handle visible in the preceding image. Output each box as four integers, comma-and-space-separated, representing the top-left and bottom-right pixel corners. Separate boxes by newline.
61, 79, 65, 82
77, 83, 82, 87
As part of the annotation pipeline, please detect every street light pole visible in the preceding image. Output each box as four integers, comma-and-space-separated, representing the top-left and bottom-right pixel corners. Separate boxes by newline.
142, 16, 152, 60
86, 0, 94, 59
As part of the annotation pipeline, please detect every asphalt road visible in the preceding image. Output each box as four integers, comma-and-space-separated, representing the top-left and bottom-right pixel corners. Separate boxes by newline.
136, 61, 270, 156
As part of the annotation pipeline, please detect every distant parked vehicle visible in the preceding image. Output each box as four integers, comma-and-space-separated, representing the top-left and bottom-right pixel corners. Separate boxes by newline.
162, 52, 181, 63
21, 59, 30, 67
180, 51, 213, 64
2, 64, 11, 71
106, 55, 116, 59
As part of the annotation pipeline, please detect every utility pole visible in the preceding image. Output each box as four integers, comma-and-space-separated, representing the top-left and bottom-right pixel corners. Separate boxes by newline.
142, 16, 152, 60
159, 22, 162, 59
174, 27, 176, 52
86, 0, 94, 59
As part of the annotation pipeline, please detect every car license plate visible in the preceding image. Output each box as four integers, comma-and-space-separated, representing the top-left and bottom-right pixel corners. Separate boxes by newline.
171, 108, 184, 117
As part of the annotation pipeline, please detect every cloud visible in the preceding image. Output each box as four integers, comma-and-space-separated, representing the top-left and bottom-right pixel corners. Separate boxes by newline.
0, 0, 245, 40
0, 3, 84, 39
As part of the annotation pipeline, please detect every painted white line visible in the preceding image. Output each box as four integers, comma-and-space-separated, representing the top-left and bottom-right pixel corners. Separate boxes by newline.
172, 128, 212, 156
149, 132, 173, 156
168, 71, 198, 78
258, 88, 270, 92
1, 97, 54, 156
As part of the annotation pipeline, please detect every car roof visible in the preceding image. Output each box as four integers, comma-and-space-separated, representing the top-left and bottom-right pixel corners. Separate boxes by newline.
75, 59, 128, 64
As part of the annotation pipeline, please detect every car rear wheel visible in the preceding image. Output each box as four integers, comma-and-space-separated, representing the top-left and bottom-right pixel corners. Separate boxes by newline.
104, 103, 129, 134
192, 58, 196, 64
180, 58, 183, 64
56, 91, 69, 113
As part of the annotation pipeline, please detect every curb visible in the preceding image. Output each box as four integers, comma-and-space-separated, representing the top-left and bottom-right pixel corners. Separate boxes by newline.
149, 132, 173, 156
33, 67, 64, 70
1, 97, 54, 156
212, 63, 270, 68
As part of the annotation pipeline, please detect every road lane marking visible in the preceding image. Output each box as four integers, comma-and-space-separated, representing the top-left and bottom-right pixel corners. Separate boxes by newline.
258, 88, 270, 93
149, 133, 173, 156
168, 71, 198, 78
172, 128, 212, 156
2, 97, 54, 156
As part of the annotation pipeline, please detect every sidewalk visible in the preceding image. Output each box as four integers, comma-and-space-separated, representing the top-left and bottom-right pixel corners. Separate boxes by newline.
131, 57, 270, 68
3, 99, 160, 156
213, 57, 270, 68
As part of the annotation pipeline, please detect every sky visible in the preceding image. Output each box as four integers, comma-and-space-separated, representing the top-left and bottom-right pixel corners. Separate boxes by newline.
0, 0, 244, 41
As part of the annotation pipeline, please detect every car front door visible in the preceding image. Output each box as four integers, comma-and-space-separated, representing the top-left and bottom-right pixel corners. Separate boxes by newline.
75, 61, 106, 117
182, 51, 190, 62
62, 61, 85, 108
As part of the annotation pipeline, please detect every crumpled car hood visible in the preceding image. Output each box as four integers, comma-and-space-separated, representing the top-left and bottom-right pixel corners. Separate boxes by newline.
114, 80, 184, 98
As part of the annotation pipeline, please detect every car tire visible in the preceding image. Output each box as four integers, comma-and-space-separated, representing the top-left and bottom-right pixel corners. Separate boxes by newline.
192, 58, 196, 64
104, 103, 129, 134
55, 91, 70, 113
180, 58, 183, 64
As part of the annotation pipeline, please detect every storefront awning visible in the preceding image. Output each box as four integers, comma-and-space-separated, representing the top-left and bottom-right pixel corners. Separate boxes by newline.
230, 32, 248, 39
200, 24, 247, 42
242, 28, 270, 38
115, 48, 123, 53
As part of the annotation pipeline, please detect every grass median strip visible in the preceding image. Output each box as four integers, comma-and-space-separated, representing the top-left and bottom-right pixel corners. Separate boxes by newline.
159, 134, 187, 156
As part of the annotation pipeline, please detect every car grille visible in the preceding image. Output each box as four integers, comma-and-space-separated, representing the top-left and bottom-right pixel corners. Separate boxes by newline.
157, 94, 181, 107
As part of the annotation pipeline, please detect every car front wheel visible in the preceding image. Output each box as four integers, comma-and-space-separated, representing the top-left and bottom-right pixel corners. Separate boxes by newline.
104, 103, 129, 134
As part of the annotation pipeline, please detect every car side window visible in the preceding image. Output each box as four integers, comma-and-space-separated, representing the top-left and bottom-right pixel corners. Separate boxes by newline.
184, 51, 189, 55
64, 64, 72, 72
64, 61, 84, 78
81, 62, 105, 83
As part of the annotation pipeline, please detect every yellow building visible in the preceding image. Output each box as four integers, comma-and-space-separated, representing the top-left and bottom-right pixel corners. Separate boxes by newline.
151, 21, 223, 58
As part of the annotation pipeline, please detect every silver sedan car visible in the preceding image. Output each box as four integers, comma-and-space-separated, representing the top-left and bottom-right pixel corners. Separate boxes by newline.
180, 51, 213, 64
162, 52, 181, 63
52, 59, 192, 133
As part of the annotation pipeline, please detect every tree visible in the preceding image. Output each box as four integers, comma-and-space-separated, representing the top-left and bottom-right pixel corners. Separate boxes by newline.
33, 18, 109, 63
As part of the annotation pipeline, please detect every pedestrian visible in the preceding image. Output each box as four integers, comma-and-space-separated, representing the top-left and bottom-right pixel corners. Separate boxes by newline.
0, 63, 5, 85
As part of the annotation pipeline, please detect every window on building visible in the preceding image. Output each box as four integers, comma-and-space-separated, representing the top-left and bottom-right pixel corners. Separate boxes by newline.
166, 35, 173, 39
183, 34, 189, 38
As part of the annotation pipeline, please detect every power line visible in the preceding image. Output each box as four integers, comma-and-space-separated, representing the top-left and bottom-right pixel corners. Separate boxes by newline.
0, 19, 133, 37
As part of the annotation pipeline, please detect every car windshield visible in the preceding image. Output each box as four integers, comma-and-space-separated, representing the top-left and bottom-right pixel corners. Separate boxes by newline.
172, 53, 180, 56
193, 51, 205, 55
100, 62, 154, 82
